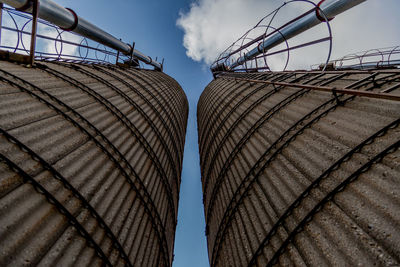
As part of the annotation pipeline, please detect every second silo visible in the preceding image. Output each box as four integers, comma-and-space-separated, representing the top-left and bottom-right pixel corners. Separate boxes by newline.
0, 60, 188, 266
198, 70, 400, 266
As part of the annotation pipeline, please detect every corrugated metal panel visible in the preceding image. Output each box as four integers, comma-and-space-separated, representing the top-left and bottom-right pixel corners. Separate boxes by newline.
198, 70, 400, 266
0, 60, 188, 267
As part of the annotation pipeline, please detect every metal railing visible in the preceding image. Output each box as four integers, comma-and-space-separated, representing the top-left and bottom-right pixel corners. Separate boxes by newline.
0, 0, 163, 70
210, 0, 366, 75
312, 46, 400, 70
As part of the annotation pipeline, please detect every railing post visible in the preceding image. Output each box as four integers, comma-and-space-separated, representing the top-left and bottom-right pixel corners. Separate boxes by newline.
0, 2, 3, 46
29, 0, 39, 66
129, 41, 135, 65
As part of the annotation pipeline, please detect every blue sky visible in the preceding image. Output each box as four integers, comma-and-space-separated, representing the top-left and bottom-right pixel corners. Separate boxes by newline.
52, 1, 212, 266
3, 0, 400, 266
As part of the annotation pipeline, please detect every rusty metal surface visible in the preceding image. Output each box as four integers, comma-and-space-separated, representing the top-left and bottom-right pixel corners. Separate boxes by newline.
0, 60, 188, 266
197, 70, 400, 266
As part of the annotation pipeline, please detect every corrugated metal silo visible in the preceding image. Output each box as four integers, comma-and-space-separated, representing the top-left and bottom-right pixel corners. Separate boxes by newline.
0, 60, 188, 266
198, 70, 400, 266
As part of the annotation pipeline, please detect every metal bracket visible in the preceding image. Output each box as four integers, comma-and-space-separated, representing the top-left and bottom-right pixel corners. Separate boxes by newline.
129, 41, 135, 65
126, 41, 139, 67
332, 88, 344, 105
115, 38, 121, 64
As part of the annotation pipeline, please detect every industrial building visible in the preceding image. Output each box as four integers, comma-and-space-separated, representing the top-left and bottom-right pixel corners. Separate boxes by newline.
198, 70, 400, 266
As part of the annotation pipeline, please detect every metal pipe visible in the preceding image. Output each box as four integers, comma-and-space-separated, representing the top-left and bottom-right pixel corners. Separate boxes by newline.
221, 76, 400, 101
0, 0, 162, 70
228, 0, 367, 70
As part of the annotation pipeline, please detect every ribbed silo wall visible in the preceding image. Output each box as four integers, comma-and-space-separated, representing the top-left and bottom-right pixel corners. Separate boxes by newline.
0, 60, 188, 267
198, 70, 400, 266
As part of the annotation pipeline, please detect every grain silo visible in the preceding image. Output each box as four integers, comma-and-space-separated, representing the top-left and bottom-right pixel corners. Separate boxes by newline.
0, 1, 188, 266
198, 0, 400, 266
0, 60, 188, 267
198, 69, 400, 266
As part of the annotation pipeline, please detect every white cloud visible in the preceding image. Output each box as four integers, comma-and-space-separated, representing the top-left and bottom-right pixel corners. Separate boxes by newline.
1, 13, 81, 59
177, 0, 282, 65
0, 13, 31, 53
177, 0, 400, 70
37, 25, 81, 59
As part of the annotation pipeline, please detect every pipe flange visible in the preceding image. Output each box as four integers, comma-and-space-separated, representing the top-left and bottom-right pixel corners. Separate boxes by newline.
60, 7, 78, 31
316, 0, 335, 22
16, 0, 35, 12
